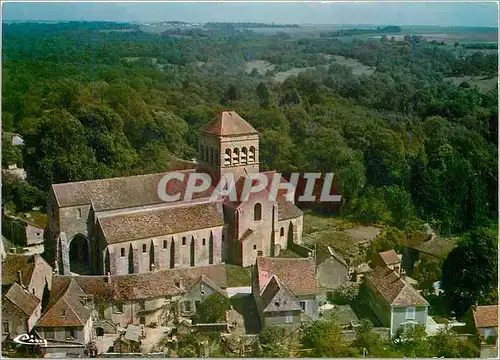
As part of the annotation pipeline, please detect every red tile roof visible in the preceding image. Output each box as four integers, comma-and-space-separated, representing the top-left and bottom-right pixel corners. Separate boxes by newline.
37, 279, 93, 327
260, 275, 302, 312
3, 282, 40, 316
256, 257, 317, 296
366, 267, 428, 307
378, 250, 400, 265
201, 111, 258, 136
52, 264, 228, 302
473, 305, 498, 329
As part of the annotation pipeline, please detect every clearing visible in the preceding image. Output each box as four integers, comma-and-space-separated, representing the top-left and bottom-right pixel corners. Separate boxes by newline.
245, 60, 275, 75
444, 75, 497, 92
332, 55, 374, 76
225, 264, 252, 287
273, 66, 317, 83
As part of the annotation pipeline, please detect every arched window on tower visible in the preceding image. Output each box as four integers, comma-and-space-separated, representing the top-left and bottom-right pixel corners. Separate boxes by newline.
215, 149, 220, 165
254, 203, 262, 221
241, 147, 247, 164
224, 149, 232, 166
233, 148, 240, 165
210, 147, 215, 164
249, 146, 255, 163
204, 146, 209, 163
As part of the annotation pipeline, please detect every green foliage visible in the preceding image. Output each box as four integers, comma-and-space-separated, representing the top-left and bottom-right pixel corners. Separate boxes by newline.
354, 320, 403, 358
2, 174, 46, 213
258, 326, 290, 357
2, 135, 23, 168
195, 293, 231, 324
441, 227, 498, 316
333, 282, 360, 304
301, 319, 349, 357
392, 324, 431, 357
1, 22, 497, 243
430, 328, 479, 358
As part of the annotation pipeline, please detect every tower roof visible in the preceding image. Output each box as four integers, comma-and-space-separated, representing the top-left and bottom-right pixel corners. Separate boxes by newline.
201, 111, 258, 136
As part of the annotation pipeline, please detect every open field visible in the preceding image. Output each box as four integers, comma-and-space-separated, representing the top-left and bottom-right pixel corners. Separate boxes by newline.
273, 66, 317, 82
444, 75, 497, 92
370, 32, 497, 45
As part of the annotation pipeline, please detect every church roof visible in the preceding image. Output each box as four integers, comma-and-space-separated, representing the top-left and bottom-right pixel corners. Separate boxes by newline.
97, 201, 224, 244
201, 111, 258, 136
51, 169, 202, 211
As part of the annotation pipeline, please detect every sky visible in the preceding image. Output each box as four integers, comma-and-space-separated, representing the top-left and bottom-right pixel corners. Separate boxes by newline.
2, 2, 498, 27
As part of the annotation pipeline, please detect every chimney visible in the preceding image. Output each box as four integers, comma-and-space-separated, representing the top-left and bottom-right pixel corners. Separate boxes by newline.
17, 270, 23, 287
400, 267, 406, 281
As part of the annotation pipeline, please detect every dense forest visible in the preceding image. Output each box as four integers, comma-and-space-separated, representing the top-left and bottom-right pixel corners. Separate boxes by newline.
2, 21, 498, 238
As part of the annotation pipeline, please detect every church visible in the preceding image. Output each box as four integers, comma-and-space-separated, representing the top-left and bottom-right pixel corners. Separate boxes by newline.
48, 110, 304, 276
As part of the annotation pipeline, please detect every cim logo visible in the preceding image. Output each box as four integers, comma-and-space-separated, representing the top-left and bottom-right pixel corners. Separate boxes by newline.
13, 333, 47, 346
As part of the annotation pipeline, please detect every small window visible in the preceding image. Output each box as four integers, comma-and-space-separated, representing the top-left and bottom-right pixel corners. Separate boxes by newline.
139, 301, 145, 310
182, 237, 187, 246
184, 301, 191, 312
280, 227, 285, 237
142, 244, 147, 253
139, 316, 146, 325
62, 310, 66, 318
274, 302, 280, 307
77, 208, 82, 219
257, 251, 263, 257
114, 303, 123, 313
66, 328, 75, 339
254, 203, 262, 221
253, 245, 257, 250
51, 205, 56, 219
36, 232, 41, 236
300, 301, 306, 311
2, 321, 9, 334
120, 248, 125, 257
32, 289, 35, 295
202, 238, 206, 246
163, 240, 167, 249
285, 313, 293, 324
405, 306, 416, 320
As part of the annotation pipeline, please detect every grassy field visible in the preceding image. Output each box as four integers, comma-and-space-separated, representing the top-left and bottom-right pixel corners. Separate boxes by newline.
273, 66, 317, 82
225, 264, 252, 287
444, 75, 497, 92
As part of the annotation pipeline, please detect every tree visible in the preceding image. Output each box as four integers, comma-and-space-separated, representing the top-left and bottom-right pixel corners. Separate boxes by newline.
441, 227, 498, 316
256, 82, 271, 108
392, 324, 431, 357
301, 319, 348, 357
2, 134, 23, 168
258, 326, 290, 357
2, 174, 46, 213
333, 282, 359, 304
429, 327, 479, 358
195, 293, 230, 324
354, 320, 402, 358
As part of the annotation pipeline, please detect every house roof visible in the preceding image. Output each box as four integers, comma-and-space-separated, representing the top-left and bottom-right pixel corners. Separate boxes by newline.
378, 250, 400, 265
473, 305, 498, 329
256, 257, 317, 296
367, 267, 428, 307
3, 282, 40, 316
184, 274, 228, 298
260, 275, 302, 313
200, 111, 258, 136
97, 201, 224, 244
1, 254, 51, 288
52, 264, 228, 302
316, 246, 348, 267
51, 169, 207, 211
2, 254, 36, 286
413, 236, 457, 260
37, 279, 93, 327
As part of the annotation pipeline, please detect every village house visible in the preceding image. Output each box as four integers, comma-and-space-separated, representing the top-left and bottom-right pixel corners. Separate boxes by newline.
364, 266, 429, 337
1, 254, 53, 340
35, 279, 95, 357
372, 249, 402, 274
252, 257, 319, 332
47, 110, 304, 275
403, 229, 457, 276
465, 304, 498, 358
2, 213, 44, 247
315, 246, 350, 292
53, 264, 228, 332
